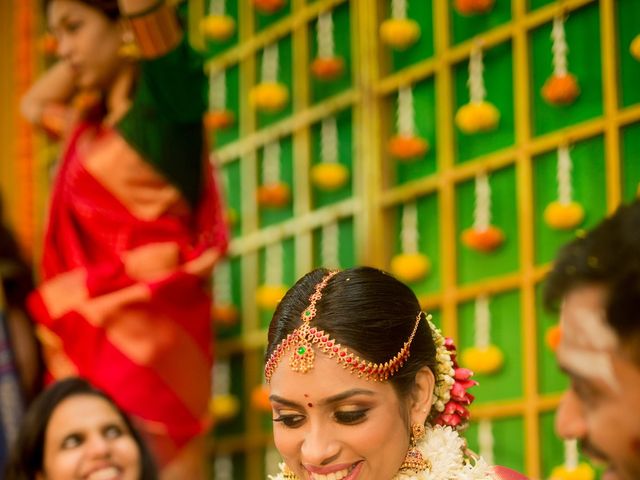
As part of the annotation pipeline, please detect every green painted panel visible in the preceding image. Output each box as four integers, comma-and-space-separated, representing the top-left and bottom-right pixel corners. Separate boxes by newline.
458, 290, 524, 403
309, 2, 353, 103
312, 216, 356, 269
387, 0, 434, 72
465, 416, 526, 473
203, 0, 239, 57
255, 2, 291, 31
256, 36, 294, 129
451, 1, 512, 45
311, 109, 354, 208
215, 257, 244, 340
394, 78, 438, 184
532, 136, 608, 265
222, 160, 242, 238
258, 237, 296, 329
621, 122, 640, 202
259, 136, 295, 227
528, 0, 556, 9
456, 166, 520, 285
213, 354, 247, 437
529, 5, 603, 137
212, 65, 240, 148
535, 283, 569, 395
616, 0, 640, 108
453, 41, 515, 163
392, 194, 441, 294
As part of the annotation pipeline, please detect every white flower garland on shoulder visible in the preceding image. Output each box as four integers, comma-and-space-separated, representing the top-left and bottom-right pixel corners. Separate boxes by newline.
269, 425, 497, 480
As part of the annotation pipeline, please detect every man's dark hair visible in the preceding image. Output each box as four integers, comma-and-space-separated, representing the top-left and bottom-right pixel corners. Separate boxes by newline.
544, 200, 640, 358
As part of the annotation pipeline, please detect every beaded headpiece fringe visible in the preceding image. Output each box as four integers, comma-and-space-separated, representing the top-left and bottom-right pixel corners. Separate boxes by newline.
264, 270, 424, 383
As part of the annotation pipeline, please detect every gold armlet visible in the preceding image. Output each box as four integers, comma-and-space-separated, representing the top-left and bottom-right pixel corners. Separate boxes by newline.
125, 1, 182, 59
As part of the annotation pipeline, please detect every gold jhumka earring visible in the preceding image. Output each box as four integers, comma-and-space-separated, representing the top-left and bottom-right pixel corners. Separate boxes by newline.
399, 423, 431, 473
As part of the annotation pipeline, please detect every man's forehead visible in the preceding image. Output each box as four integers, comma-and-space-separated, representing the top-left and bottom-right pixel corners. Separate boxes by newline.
558, 285, 620, 390
560, 285, 616, 348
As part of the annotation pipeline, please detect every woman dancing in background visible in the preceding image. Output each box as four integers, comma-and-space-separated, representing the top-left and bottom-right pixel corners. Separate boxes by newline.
21, 0, 228, 477
264, 267, 528, 479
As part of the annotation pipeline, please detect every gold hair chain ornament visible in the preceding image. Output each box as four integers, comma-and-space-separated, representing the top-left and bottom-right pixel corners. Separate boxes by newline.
264, 270, 425, 383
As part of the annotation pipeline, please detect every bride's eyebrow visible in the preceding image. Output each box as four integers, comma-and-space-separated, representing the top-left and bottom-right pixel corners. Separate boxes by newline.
269, 395, 303, 409
269, 389, 376, 409
321, 389, 376, 406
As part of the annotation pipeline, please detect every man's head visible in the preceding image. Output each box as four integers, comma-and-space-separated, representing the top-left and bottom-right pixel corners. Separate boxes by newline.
545, 200, 640, 480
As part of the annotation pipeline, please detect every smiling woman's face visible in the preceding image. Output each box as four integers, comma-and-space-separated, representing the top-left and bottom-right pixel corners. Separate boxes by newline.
38, 394, 141, 480
269, 351, 412, 480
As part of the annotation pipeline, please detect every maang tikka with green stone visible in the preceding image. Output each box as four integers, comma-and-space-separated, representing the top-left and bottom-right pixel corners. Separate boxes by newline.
264, 269, 423, 382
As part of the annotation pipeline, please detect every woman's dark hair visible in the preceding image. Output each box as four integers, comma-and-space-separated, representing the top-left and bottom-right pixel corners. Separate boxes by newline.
44, 0, 121, 21
4, 377, 158, 480
266, 266, 438, 404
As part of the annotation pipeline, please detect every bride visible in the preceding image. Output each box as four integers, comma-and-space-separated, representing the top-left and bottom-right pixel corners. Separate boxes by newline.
263, 267, 527, 480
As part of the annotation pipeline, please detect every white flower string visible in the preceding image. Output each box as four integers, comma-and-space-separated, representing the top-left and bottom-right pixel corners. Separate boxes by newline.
469, 45, 486, 104
214, 258, 232, 304
321, 116, 338, 164
551, 16, 569, 77
474, 295, 491, 349
478, 419, 495, 467
401, 201, 419, 254
214, 454, 233, 480
213, 359, 231, 396
564, 439, 579, 470
556, 145, 573, 205
261, 43, 279, 84
265, 241, 284, 286
391, 0, 408, 20
397, 86, 416, 137
263, 141, 281, 185
321, 221, 340, 269
209, 0, 225, 16
473, 172, 491, 232
209, 69, 226, 112
316, 11, 335, 59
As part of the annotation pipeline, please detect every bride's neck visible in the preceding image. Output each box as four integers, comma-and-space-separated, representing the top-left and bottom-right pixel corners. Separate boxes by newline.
104, 63, 137, 125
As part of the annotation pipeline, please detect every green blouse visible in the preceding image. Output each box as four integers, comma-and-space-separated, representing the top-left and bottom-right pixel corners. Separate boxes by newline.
117, 36, 207, 207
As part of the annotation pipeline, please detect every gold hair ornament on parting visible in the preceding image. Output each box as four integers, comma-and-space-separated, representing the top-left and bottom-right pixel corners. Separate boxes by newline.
264, 270, 425, 383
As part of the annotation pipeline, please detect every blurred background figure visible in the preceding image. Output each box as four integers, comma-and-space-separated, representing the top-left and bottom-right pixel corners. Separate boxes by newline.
0, 194, 42, 473
20, 0, 228, 477
4, 376, 158, 480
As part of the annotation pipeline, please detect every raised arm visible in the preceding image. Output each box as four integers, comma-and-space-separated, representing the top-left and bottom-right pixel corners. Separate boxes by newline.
20, 60, 77, 134
118, 0, 182, 59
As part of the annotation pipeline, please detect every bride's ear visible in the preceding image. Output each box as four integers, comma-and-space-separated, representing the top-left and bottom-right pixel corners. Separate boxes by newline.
410, 367, 435, 426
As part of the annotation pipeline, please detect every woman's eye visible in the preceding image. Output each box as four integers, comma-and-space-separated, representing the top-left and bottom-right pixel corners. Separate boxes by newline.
104, 425, 123, 439
65, 21, 82, 33
273, 415, 305, 428
334, 410, 368, 425
61, 433, 83, 449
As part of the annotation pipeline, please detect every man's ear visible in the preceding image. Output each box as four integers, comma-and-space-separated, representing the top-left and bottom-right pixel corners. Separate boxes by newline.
410, 367, 435, 426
